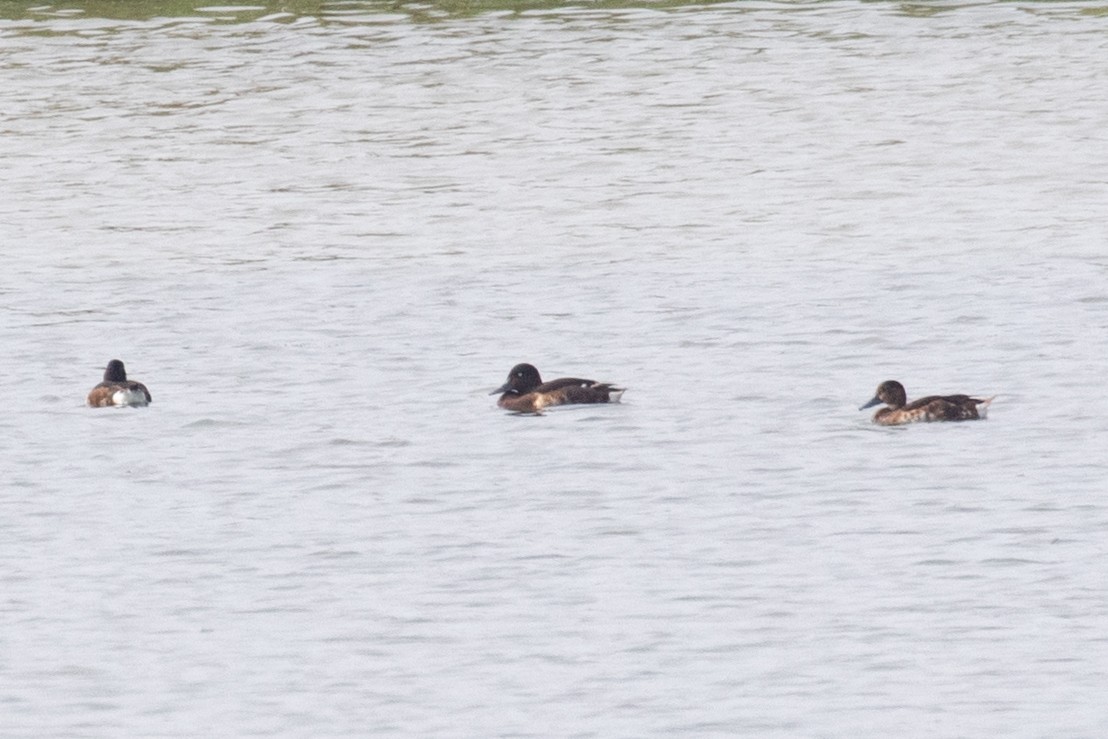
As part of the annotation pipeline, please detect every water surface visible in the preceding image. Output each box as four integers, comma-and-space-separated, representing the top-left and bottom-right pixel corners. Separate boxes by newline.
3, 0, 1108, 735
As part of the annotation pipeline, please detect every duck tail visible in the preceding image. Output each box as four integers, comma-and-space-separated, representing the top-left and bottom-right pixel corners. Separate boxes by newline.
977, 395, 997, 418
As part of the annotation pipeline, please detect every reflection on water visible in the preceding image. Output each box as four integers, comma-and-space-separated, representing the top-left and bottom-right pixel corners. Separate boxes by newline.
3, 0, 1108, 735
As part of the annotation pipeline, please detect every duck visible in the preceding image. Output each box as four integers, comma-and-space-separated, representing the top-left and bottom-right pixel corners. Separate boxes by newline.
860, 380, 992, 426
491, 363, 624, 413
87, 359, 152, 407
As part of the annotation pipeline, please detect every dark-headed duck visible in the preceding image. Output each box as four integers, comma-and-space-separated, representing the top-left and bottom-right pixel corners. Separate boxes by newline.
491, 363, 624, 413
860, 380, 991, 426
87, 359, 152, 407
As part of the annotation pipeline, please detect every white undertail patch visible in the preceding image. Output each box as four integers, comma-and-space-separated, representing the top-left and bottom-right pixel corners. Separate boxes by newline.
112, 388, 149, 407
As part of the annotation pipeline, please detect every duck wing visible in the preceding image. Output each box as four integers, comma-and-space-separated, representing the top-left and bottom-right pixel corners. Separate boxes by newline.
907, 394, 984, 421
938, 394, 986, 405
903, 394, 984, 409
535, 377, 603, 393
549, 383, 621, 405
536, 377, 624, 405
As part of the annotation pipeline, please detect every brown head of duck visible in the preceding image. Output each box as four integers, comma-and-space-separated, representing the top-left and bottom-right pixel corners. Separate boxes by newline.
860, 380, 992, 426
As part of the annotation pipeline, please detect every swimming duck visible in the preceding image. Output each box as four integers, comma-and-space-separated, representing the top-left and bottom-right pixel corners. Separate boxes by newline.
491, 363, 624, 413
87, 359, 152, 407
860, 380, 991, 426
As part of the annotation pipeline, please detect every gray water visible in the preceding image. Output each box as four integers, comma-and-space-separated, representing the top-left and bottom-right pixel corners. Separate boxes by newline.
3, 0, 1108, 735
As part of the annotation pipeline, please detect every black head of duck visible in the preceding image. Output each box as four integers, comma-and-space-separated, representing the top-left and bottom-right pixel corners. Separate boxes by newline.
491, 362, 624, 413
87, 359, 152, 407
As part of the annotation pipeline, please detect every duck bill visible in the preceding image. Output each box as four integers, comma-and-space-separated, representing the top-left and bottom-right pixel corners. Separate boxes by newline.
489, 382, 511, 396
859, 396, 882, 410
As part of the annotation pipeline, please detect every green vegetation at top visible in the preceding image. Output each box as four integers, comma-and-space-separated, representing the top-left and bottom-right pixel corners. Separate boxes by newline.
0, 0, 742, 23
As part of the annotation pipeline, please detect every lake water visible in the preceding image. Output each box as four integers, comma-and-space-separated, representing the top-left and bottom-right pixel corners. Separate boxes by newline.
3, 0, 1108, 734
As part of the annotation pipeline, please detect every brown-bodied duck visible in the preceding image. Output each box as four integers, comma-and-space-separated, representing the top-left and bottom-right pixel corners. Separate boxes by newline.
87, 359, 152, 407
860, 380, 991, 426
491, 363, 624, 413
